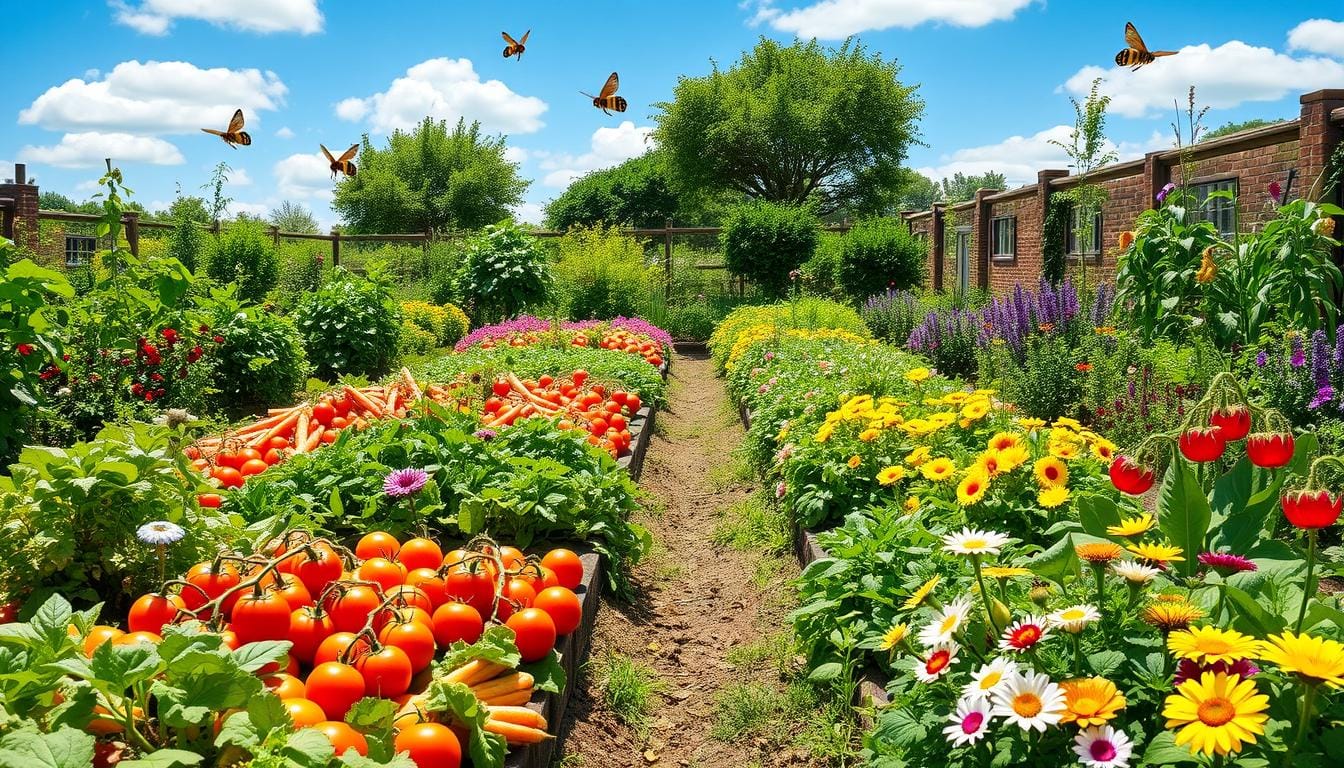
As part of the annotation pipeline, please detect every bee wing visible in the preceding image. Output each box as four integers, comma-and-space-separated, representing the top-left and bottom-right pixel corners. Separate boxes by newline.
1124, 22, 1149, 55
599, 72, 619, 98
337, 143, 359, 163
227, 108, 245, 133
320, 144, 336, 163
519, 29, 530, 45
502, 31, 519, 46
202, 128, 225, 137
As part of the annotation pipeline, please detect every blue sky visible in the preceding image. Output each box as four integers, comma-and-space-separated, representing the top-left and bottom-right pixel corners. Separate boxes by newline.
4, 1, 1343, 228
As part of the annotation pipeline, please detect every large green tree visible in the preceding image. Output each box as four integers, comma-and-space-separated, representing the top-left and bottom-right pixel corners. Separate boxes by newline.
938, 171, 1007, 203
897, 171, 940, 211
333, 117, 528, 234
268, 200, 319, 234
545, 152, 679, 230
653, 38, 923, 216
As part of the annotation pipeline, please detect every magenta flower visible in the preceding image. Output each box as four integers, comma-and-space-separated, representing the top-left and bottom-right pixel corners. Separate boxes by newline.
473, 428, 497, 441
384, 467, 429, 498
1156, 182, 1176, 204
1174, 658, 1258, 684
1197, 550, 1257, 575
1269, 181, 1283, 204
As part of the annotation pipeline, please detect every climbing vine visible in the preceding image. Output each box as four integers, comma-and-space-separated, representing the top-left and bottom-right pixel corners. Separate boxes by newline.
1042, 193, 1068, 285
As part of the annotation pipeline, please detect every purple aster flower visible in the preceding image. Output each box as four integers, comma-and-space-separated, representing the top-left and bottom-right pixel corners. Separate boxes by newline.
1197, 551, 1257, 575
1269, 181, 1283, 204
1175, 658, 1259, 684
1156, 182, 1176, 204
384, 467, 429, 497
1255, 350, 1267, 368
473, 428, 497, 441
1309, 385, 1335, 411
1291, 335, 1306, 368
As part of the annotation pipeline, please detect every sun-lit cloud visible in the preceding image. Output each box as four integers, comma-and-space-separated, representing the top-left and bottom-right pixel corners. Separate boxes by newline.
914, 125, 1169, 188
751, 0, 1034, 38
538, 121, 653, 188
1062, 40, 1344, 118
111, 0, 323, 35
19, 60, 287, 134
275, 126, 295, 139
336, 58, 547, 136
1287, 19, 1344, 56
18, 132, 185, 169
273, 151, 335, 202
512, 201, 546, 226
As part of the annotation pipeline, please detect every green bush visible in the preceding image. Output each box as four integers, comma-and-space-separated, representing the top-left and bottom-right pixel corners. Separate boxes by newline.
168, 214, 205, 274
401, 300, 469, 347
553, 226, 660, 320
206, 220, 279, 303
211, 302, 311, 406
457, 221, 551, 323
799, 232, 843, 299
662, 300, 721, 342
296, 269, 401, 379
719, 202, 819, 298
398, 320, 437, 356
837, 217, 925, 301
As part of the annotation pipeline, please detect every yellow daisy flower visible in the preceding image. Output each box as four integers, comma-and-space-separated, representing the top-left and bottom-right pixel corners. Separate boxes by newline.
995, 444, 1030, 473
1163, 673, 1269, 757
920, 457, 957, 482
1016, 417, 1046, 431
987, 432, 1024, 452
957, 470, 990, 506
900, 419, 937, 437
1038, 486, 1071, 508
981, 566, 1032, 580
847, 454, 863, 469
1142, 601, 1204, 632
960, 399, 991, 421
1090, 439, 1118, 462
1059, 677, 1126, 727
1127, 542, 1185, 563
902, 575, 940, 610
1074, 541, 1123, 563
903, 367, 932, 383
1259, 631, 1344, 687
903, 496, 920, 513
1033, 457, 1069, 488
1168, 626, 1261, 665
1106, 513, 1155, 538
858, 428, 880, 442
815, 423, 834, 443
878, 622, 910, 651
1054, 417, 1083, 430
905, 446, 931, 466
1050, 440, 1082, 460
876, 465, 906, 486
943, 392, 969, 405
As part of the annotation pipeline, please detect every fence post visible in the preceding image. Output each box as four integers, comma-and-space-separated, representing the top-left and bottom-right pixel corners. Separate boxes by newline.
210, 220, 221, 239
663, 217, 673, 300
124, 211, 140, 257
330, 227, 341, 268
269, 225, 280, 247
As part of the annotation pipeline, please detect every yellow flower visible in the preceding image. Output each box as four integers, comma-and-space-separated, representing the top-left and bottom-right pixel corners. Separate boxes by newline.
1038, 486, 1070, 508
981, 566, 1032, 580
960, 399, 991, 421
815, 423, 834, 443
1075, 541, 1123, 563
974, 451, 1004, 478
1117, 230, 1135, 251
1163, 673, 1269, 757
943, 392, 969, 405
1196, 247, 1217, 283
903, 496, 920, 513
927, 411, 957, 427
1168, 626, 1261, 665
1033, 457, 1069, 488
1143, 601, 1204, 631
920, 457, 957, 482
905, 446, 931, 466
876, 465, 906, 486
957, 470, 990, 506
1315, 216, 1336, 238
857, 428, 880, 443
1259, 631, 1344, 687
878, 622, 910, 651
902, 575, 940, 610
1089, 438, 1117, 462
847, 454, 863, 469
1107, 514, 1155, 538
1128, 542, 1185, 563
899, 419, 937, 437
1049, 440, 1082, 460
987, 432, 1024, 452
1054, 417, 1083, 430
1059, 677, 1126, 727
1016, 418, 1046, 432
994, 444, 1030, 473
903, 367, 932, 383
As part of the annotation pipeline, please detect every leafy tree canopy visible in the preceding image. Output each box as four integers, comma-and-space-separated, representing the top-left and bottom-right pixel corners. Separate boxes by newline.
1200, 118, 1284, 141
544, 149, 734, 229
897, 171, 940, 211
333, 117, 528, 234
37, 191, 78, 211
938, 171, 1007, 203
269, 200, 320, 234
653, 38, 923, 216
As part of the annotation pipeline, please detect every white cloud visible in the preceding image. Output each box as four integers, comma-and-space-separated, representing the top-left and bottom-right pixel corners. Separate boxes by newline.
228, 167, 253, 186
503, 146, 528, 164
275, 126, 295, 139
225, 200, 271, 218
112, 0, 323, 35
1288, 19, 1344, 55
20, 60, 286, 134
273, 151, 335, 202
752, 0, 1033, 38
1062, 40, 1344, 118
914, 125, 1168, 188
538, 121, 653, 188
337, 58, 547, 135
0, 160, 13, 183
512, 201, 545, 225
18, 132, 185, 169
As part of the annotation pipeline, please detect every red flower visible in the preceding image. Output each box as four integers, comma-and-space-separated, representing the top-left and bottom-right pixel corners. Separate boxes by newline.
38, 366, 60, 381
187, 345, 204, 363
1247, 432, 1294, 468
15, 343, 34, 356
1281, 489, 1343, 529
1076, 362, 1093, 372
144, 391, 155, 402
1179, 426, 1226, 462
1109, 456, 1156, 495
150, 373, 164, 382
212, 335, 225, 344
131, 383, 144, 395
161, 328, 179, 345
1209, 406, 1251, 441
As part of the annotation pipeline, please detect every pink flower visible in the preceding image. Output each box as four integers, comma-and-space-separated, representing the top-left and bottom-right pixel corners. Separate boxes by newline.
1269, 181, 1282, 203
1197, 551, 1257, 575
1174, 658, 1258, 684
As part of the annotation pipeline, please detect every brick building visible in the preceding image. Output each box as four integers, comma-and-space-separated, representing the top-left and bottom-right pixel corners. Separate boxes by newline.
903, 89, 1344, 294
0, 163, 41, 254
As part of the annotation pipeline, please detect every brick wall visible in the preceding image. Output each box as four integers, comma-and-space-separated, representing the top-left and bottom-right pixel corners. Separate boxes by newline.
0, 164, 41, 253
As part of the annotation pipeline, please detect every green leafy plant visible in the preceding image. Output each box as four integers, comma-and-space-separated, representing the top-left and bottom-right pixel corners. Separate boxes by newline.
837, 217, 926, 301
296, 269, 401, 379
167, 204, 206, 274
0, 243, 72, 464
208, 292, 311, 406
720, 201, 819, 298
206, 219, 280, 304
552, 225, 660, 320
457, 221, 551, 323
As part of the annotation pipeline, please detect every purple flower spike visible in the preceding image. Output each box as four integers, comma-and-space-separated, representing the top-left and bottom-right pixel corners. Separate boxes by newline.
1255, 350, 1267, 368
384, 467, 429, 498
1197, 550, 1257, 575
1291, 335, 1306, 368
1156, 182, 1176, 204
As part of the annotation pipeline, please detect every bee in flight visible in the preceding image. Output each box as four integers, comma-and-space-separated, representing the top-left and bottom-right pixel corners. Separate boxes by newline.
1114, 22, 1177, 71
502, 30, 530, 60
321, 143, 359, 179
581, 72, 627, 116
201, 108, 251, 148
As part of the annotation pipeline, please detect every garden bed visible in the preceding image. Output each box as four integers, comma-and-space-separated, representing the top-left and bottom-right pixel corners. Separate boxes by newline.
615, 403, 657, 482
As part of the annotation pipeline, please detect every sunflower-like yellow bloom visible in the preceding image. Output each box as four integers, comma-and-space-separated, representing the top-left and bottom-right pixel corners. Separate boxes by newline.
1033, 456, 1069, 488
1168, 626, 1262, 665
1050, 440, 1082, 460
902, 575, 940, 610
858, 428, 880, 443
1163, 672, 1269, 757
815, 422, 834, 443
1038, 486, 1071, 508
1259, 631, 1344, 687
957, 470, 990, 506
847, 454, 863, 469
1016, 416, 1046, 431
1143, 601, 1204, 631
878, 622, 909, 651
903, 496, 920, 513
904, 367, 932, 383
1107, 513, 1155, 538
1128, 542, 1185, 563
1075, 541, 1124, 564
1196, 246, 1217, 283
876, 465, 906, 486
1059, 677, 1126, 727
987, 432, 1023, 452
960, 398, 992, 421
905, 446, 931, 466
1117, 230, 1135, 251
995, 444, 1030, 473
920, 457, 957, 482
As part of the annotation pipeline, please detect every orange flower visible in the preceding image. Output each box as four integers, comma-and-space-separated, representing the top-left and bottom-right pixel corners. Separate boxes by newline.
1117, 231, 1135, 251
1076, 362, 1093, 372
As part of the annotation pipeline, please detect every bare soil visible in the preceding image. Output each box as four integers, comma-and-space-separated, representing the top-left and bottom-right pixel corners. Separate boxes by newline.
556, 352, 803, 768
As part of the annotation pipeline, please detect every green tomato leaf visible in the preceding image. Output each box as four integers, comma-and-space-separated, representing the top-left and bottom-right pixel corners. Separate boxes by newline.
281, 727, 337, 768
0, 724, 95, 768
435, 625, 522, 674
119, 748, 204, 767
520, 649, 566, 694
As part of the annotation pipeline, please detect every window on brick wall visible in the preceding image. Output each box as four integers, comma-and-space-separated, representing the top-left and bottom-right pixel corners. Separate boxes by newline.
990, 216, 1016, 260
1066, 205, 1102, 258
1192, 178, 1237, 236
65, 235, 95, 268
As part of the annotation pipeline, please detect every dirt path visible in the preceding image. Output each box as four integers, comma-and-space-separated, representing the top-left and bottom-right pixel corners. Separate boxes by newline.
557, 351, 802, 768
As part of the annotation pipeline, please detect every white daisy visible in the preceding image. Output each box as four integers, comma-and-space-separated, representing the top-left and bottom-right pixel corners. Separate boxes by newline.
942, 695, 993, 747
918, 596, 974, 647
999, 615, 1052, 653
962, 657, 1019, 701
136, 521, 186, 546
1049, 604, 1100, 633
1073, 725, 1134, 768
990, 670, 1066, 732
941, 527, 1011, 557
1111, 560, 1160, 585
913, 642, 961, 683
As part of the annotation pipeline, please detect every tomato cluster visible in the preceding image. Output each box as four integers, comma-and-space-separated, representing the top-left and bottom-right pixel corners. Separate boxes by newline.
481, 370, 643, 458
574, 328, 665, 368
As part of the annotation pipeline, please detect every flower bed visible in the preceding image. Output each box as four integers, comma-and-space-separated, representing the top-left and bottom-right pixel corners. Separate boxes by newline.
453, 316, 670, 370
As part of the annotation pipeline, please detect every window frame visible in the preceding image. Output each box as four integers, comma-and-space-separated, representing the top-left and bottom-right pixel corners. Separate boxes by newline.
64, 235, 96, 268
1065, 204, 1103, 263
990, 215, 1017, 262
1191, 177, 1238, 237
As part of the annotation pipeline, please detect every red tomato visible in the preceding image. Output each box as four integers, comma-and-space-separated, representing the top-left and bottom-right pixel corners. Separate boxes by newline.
385, 585, 433, 614
311, 401, 336, 427
404, 568, 450, 609
498, 546, 526, 572
505, 608, 557, 663
263, 448, 285, 465
356, 558, 407, 591
431, 602, 484, 647
268, 573, 313, 609
266, 436, 291, 451
288, 606, 336, 664
444, 566, 495, 615
128, 593, 185, 635
197, 493, 223, 508
611, 391, 629, 406
289, 543, 344, 597
571, 370, 588, 387
538, 374, 554, 388
231, 590, 291, 645
492, 380, 510, 397
181, 561, 241, 613
264, 672, 306, 700
355, 531, 401, 561
283, 698, 326, 728
394, 722, 462, 768
311, 719, 368, 756
378, 619, 436, 672
239, 458, 269, 477
216, 450, 244, 470
518, 565, 560, 592
397, 538, 444, 572
212, 466, 244, 489
306, 663, 367, 720
82, 626, 124, 656
313, 632, 364, 667
541, 549, 584, 591
324, 585, 383, 634
626, 394, 642, 413
495, 578, 537, 622
589, 418, 609, 437
353, 645, 412, 698
533, 586, 582, 636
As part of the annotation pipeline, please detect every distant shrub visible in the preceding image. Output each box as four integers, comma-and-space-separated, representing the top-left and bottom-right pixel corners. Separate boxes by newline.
398, 320, 437, 356
207, 221, 279, 303
211, 304, 311, 406
837, 217, 925, 301
719, 202, 819, 298
296, 270, 401, 379
662, 301, 720, 342
401, 300, 470, 347
553, 225, 660, 320
799, 232, 843, 299
457, 221, 551, 323
168, 214, 205, 273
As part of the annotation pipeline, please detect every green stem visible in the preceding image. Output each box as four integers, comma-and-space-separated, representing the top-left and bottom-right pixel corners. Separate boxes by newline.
971, 556, 1001, 638
1090, 563, 1107, 620
1295, 530, 1318, 633
1284, 682, 1318, 768
1070, 633, 1083, 677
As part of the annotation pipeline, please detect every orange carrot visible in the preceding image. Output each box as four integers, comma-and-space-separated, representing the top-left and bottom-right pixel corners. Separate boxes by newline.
482, 719, 552, 744
292, 411, 312, 454
247, 408, 302, 447
344, 386, 384, 418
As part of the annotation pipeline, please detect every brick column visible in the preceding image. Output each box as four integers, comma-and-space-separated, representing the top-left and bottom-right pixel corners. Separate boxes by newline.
0, 163, 41, 253
1142, 152, 1168, 210
1299, 89, 1344, 198
930, 204, 945, 292
1036, 169, 1068, 266
972, 188, 993, 290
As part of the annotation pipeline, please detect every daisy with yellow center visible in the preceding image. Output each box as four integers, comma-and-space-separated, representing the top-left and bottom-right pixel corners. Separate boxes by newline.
921, 457, 957, 482
963, 657, 1019, 701
1127, 542, 1185, 563
1050, 604, 1101, 633
1089, 439, 1117, 462
1162, 672, 1269, 757
1038, 485, 1071, 508
876, 465, 906, 486
1016, 416, 1046, 430
903, 496, 920, 513
943, 391, 969, 405
900, 419, 937, 437
903, 575, 941, 610
974, 451, 1003, 477
1033, 457, 1069, 487
1106, 513, 1155, 538
1075, 542, 1124, 564
858, 428, 880, 443
990, 670, 1067, 732
1143, 601, 1204, 632
988, 432, 1024, 452
914, 642, 961, 683
1112, 560, 1161, 585
957, 470, 990, 506
1258, 631, 1344, 687
847, 454, 863, 469
1167, 626, 1261, 665
919, 596, 974, 647
943, 527, 1010, 556
878, 622, 910, 651
905, 446, 931, 466
1059, 677, 1126, 727
904, 367, 932, 383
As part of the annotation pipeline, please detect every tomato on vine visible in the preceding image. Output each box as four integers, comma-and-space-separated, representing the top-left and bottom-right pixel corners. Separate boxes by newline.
506, 608, 557, 663
305, 662, 367, 720
431, 602, 483, 647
